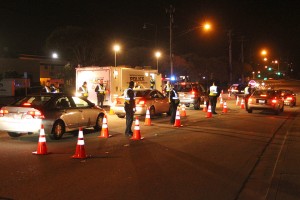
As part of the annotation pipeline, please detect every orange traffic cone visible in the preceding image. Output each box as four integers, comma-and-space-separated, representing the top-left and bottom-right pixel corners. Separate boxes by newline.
206, 105, 212, 118
240, 98, 245, 109
131, 116, 143, 140
203, 101, 207, 112
236, 96, 240, 106
32, 124, 48, 155
174, 109, 182, 127
219, 97, 224, 108
144, 108, 152, 126
72, 128, 87, 159
98, 115, 111, 138
222, 101, 228, 113
180, 105, 186, 117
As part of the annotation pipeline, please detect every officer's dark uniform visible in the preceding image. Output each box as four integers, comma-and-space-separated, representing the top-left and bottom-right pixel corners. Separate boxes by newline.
209, 82, 220, 114
95, 83, 105, 107
124, 81, 136, 136
169, 86, 180, 124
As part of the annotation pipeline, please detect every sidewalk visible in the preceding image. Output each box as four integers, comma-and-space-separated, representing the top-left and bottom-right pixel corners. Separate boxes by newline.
267, 111, 300, 200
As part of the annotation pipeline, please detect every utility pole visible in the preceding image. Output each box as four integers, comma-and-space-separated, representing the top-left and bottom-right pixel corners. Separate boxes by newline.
166, 5, 175, 77
240, 36, 244, 83
227, 30, 232, 84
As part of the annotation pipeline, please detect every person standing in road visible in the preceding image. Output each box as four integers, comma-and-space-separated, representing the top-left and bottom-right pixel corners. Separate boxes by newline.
169, 84, 180, 124
209, 82, 220, 114
150, 77, 155, 89
124, 81, 136, 136
79, 81, 89, 99
164, 80, 171, 97
95, 79, 106, 108
244, 83, 252, 110
42, 80, 52, 93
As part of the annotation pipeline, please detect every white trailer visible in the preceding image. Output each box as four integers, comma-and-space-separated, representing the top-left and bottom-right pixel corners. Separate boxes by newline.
76, 66, 161, 106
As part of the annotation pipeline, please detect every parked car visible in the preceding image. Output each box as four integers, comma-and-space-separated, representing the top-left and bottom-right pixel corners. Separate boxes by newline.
278, 89, 297, 107
112, 89, 170, 118
0, 93, 105, 139
174, 82, 207, 110
246, 89, 284, 115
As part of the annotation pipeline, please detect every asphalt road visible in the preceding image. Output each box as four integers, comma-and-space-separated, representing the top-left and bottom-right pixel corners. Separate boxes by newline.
0, 79, 299, 200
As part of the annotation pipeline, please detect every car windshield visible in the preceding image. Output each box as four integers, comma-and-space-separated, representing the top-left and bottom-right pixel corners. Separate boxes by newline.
13, 96, 52, 106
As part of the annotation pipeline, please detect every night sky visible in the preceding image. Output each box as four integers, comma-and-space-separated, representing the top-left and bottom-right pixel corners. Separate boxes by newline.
0, 0, 299, 66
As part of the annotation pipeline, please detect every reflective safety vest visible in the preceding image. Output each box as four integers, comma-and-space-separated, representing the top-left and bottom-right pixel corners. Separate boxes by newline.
172, 90, 179, 100
244, 86, 249, 95
209, 85, 218, 96
97, 84, 106, 94
124, 88, 135, 104
80, 86, 88, 97
165, 84, 171, 92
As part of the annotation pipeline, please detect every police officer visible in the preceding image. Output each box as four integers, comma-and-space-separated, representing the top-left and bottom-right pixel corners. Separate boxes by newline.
164, 81, 171, 97
42, 80, 52, 93
95, 79, 106, 108
150, 78, 155, 89
124, 81, 136, 136
209, 82, 220, 114
244, 83, 252, 110
169, 84, 180, 124
79, 81, 88, 99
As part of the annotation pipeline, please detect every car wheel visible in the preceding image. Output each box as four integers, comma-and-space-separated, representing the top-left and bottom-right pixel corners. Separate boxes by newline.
94, 114, 104, 131
247, 108, 252, 113
150, 106, 155, 118
50, 120, 65, 140
117, 114, 125, 118
194, 99, 200, 110
7, 132, 21, 137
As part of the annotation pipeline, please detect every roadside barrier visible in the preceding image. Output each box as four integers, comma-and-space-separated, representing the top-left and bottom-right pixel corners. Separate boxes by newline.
206, 105, 212, 118
203, 101, 207, 112
32, 124, 48, 155
222, 101, 228, 113
236, 96, 240, 106
174, 109, 183, 127
131, 116, 143, 140
180, 105, 187, 117
240, 98, 245, 109
144, 108, 152, 126
72, 127, 87, 159
98, 115, 111, 138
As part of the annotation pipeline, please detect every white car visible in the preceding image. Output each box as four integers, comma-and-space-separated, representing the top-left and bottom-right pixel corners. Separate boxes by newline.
0, 93, 105, 139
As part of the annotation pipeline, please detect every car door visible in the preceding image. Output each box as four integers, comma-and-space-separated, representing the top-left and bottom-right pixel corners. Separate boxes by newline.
55, 96, 81, 129
71, 96, 96, 128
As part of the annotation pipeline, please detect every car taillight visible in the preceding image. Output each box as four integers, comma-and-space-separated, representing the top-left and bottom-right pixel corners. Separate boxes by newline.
23, 102, 31, 106
286, 97, 293, 100
137, 99, 146, 106
191, 91, 195, 97
27, 110, 45, 119
271, 99, 277, 104
0, 109, 9, 116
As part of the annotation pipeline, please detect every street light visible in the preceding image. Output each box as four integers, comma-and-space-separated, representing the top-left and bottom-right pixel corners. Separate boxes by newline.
155, 51, 161, 72
113, 44, 120, 67
261, 49, 267, 56
52, 52, 58, 59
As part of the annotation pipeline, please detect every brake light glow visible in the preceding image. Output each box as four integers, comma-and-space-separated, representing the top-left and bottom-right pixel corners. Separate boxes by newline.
271, 99, 277, 104
260, 94, 267, 97
23, 102, 31, 106
138, 100, 145, 105
286, 97, 293, 100
191, 91, 195, 97
0, 109, 9, 116
27, 110, 45, 119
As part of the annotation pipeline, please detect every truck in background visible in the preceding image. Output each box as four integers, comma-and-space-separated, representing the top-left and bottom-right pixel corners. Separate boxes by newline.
75, 66, 162, 106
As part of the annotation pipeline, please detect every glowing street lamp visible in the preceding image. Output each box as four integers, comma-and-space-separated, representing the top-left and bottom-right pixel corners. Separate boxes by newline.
261, 49, 267, 56
155, 51, 161, 72
113, 44, 121, 67
52, 52, 58, 59
203, 22, 212, 31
